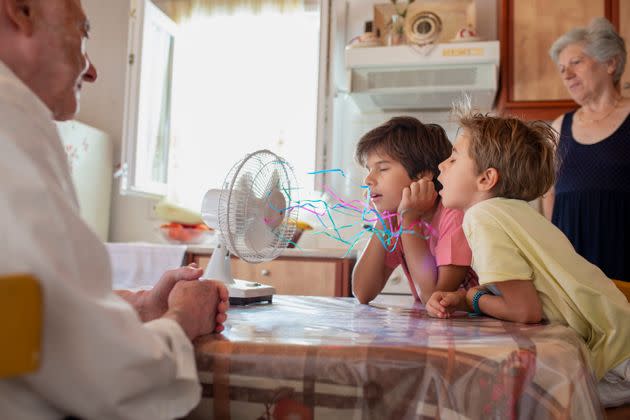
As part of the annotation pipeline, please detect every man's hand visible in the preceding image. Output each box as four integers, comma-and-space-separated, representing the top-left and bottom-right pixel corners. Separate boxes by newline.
214, 282, 229, 333
425, 290, 466, 318
140, 264, 204, 322
163, 280, 223, 340
398, 176, 437, 225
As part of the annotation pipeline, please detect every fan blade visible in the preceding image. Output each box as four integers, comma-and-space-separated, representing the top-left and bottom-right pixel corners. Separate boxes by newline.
246, 218, 276, 251
262, 169, 287, 230
232, 172, 254, 236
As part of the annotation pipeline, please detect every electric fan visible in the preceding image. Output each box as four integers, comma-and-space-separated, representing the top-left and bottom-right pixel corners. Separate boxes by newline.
201, 150, 299, 305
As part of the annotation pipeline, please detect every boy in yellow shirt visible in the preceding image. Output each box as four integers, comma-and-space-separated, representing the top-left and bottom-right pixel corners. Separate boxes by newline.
425, 103, 630, 407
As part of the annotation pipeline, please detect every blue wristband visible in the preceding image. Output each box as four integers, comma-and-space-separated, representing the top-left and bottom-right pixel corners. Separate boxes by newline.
471, 289, 490, 314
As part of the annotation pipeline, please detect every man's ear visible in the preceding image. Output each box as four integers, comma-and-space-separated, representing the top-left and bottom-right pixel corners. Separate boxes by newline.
4, 0, 35, 36
477, 167, 499, 193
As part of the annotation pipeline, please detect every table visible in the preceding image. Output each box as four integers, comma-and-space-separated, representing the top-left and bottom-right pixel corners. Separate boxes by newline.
190, 296, 603, 419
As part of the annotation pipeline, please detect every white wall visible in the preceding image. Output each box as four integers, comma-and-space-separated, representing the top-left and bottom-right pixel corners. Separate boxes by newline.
78, 0, 157, 243
75, 0, 498, 246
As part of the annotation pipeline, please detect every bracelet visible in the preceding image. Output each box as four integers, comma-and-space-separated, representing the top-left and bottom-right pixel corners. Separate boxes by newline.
399, 209, 423, 231
471, 289, 490, 315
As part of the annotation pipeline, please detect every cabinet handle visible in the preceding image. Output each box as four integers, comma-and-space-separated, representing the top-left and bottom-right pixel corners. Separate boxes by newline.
624, 82, 630, 90
261, 269, 270, 277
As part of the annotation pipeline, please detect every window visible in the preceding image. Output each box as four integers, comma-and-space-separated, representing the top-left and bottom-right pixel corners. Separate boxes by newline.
122, 0, 327, 209
122, 0, 177, 196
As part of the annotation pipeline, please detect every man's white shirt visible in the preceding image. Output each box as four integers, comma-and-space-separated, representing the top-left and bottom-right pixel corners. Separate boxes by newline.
0, 60, 201, 420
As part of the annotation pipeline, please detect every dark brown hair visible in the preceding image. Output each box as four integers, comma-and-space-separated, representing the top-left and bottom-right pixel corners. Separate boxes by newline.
355, 116, 452, 186
453, 103, 558, 201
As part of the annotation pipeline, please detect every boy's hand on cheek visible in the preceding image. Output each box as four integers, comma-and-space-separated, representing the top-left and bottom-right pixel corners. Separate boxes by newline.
398, 177, 437, 222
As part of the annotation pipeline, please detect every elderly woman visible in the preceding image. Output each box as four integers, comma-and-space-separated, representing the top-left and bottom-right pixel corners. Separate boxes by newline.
545, 18, 630, 282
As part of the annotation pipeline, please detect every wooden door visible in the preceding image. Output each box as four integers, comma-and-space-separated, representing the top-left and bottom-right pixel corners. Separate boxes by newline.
616, 0, 630, 97
499, 0, 610, 120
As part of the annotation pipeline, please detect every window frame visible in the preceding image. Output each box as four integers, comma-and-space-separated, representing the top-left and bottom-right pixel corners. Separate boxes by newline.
122, 0, 177, 198
121, 0, 331, 198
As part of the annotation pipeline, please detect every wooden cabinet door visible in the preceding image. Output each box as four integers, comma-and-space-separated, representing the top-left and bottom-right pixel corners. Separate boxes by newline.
499, 0, 609, 120
194, 255, 350, 297
230, 258, 339, 296
616, 0, 630, 97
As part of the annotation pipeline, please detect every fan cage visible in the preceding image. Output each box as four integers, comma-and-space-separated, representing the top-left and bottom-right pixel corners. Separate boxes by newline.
217, 150, 299, 263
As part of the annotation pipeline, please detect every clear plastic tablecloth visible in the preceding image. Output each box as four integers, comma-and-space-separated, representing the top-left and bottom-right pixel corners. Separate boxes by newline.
192, 296, 602, 419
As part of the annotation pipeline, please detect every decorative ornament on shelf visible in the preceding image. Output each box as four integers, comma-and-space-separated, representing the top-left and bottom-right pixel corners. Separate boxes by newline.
386, 0, 416, 46
404, 9, 443, 46
450, 24, 482, 43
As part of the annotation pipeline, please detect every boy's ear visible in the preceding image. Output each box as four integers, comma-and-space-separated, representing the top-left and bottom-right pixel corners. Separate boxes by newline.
477, 167, 499, 192
4, 0, 35, 36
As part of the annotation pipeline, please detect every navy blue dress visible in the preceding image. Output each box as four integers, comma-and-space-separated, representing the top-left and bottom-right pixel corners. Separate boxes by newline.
552, 111, 630, 281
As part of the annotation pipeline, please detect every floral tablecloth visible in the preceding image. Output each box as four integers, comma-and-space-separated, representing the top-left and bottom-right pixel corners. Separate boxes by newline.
190, 296, 602, 420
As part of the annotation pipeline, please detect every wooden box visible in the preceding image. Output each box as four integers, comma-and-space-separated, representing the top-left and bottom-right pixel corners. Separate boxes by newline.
374, 0, 476, 45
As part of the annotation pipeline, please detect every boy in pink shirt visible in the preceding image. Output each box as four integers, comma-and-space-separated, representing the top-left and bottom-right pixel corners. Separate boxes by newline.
352, 117, 477, 304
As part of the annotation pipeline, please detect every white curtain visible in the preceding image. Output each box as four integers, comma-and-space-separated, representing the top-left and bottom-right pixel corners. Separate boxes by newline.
154, 0, 308, 21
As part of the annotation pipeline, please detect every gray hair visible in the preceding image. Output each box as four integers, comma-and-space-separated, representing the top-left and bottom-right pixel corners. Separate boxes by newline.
549, 17, 627, 84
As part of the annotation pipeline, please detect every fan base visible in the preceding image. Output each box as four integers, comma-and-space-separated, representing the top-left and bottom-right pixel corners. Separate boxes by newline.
225, 279, 276, 306
229, 295, 273, 306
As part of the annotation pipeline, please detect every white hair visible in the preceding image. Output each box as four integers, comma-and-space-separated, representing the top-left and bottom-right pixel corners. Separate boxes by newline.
549, 17, 627, 84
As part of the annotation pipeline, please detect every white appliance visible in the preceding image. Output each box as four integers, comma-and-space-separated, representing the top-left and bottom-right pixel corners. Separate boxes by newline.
344, 41, 500, 111
56, 120, 113, 241
201, 150, 299, 305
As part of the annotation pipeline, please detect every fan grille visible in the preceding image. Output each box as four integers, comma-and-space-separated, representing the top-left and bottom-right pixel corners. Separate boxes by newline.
217, 150, 299, 263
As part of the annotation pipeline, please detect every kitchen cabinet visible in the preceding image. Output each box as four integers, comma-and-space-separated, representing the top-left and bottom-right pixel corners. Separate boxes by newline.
188, 252, 354, 297
498, 0, 616, 120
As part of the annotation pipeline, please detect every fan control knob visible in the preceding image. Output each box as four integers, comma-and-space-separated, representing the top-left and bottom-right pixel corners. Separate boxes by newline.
261, 269, 271, 277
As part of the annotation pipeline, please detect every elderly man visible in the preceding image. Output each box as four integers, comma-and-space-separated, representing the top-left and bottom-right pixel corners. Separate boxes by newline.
0, 1, 228, 418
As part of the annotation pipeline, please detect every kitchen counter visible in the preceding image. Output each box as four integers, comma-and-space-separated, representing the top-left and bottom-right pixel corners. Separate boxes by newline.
186, 245, 357, 259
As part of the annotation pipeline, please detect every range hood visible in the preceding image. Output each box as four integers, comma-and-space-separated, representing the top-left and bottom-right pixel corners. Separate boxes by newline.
344, 41, 500, 111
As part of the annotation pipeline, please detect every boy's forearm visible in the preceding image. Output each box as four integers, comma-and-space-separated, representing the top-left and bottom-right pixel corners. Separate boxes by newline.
400, 224, 437, 301
470, 291, 542, 323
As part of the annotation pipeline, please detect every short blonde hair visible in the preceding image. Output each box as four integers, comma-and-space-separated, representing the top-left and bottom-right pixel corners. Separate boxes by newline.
452, 102, 558, 201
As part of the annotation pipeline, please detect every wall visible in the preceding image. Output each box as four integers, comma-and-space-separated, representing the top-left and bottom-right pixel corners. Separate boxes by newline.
78, 0, 157, 243
76, 0, 498, 246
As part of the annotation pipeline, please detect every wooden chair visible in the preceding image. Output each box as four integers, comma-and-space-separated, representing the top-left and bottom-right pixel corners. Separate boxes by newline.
0, 274, 42, 378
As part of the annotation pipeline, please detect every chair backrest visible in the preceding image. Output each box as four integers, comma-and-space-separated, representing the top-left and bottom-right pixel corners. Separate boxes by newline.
612, 279, 630, 303
0, 274, 42, 379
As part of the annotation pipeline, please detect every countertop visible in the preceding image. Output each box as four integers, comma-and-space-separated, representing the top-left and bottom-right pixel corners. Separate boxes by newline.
186, 245, 357, 259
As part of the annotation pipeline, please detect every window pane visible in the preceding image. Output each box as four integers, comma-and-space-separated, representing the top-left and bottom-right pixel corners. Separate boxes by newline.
169, 8, 321, 209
